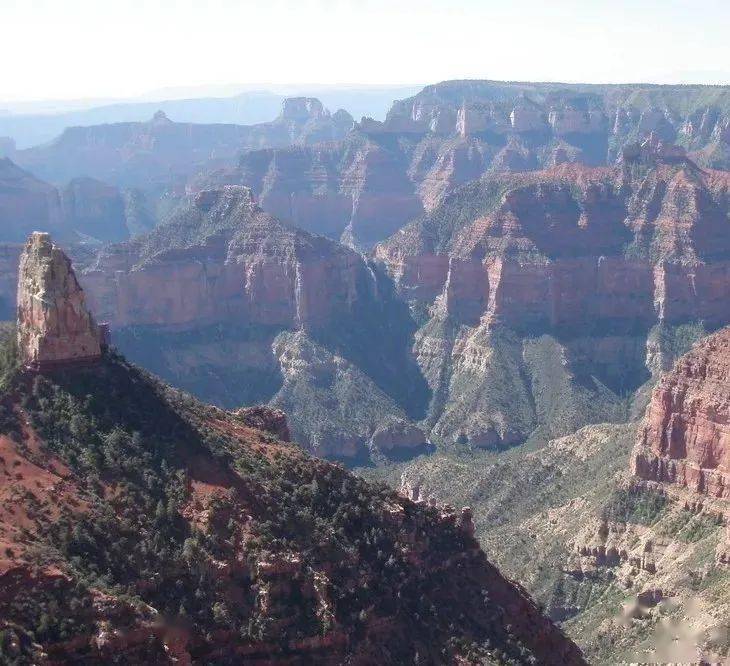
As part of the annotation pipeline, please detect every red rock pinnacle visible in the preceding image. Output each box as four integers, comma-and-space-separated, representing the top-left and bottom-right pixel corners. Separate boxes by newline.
17, 231, 103, 369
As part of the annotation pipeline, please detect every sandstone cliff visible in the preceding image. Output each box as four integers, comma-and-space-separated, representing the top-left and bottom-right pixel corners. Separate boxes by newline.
220, 132, 425, 249
79, 186, 428, 461
17, 232, 103, 369
633, 327, 730, 500
373, 156, 730, 448
217, 81, 730, 248
82, 185, 376, 330
0, 157, 150, 249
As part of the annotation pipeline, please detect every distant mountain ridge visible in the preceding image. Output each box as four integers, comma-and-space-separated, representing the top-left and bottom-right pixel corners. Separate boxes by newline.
0, 85, 421, 149
13, 99, 354, 188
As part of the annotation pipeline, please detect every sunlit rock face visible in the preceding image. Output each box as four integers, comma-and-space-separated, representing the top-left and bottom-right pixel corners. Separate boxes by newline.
633, 326, 730, 500
17, 231, 102, 369
81, 186, 376, 331
374, 150, 730, 449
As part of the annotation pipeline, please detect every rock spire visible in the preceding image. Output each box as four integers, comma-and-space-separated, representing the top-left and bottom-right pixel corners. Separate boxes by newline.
17, 231, 103, 369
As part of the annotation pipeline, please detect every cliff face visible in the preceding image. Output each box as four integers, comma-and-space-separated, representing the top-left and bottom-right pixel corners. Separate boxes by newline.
215, 81, 730, 248
216, 133, 425, 249
82, 186, 374, 330
379, 157, 730, 332
381, 80, 730, 157
633, 327, 730, 500
373, 155, 730, 448
17, 232, 103, 369
79, 186, 428, 461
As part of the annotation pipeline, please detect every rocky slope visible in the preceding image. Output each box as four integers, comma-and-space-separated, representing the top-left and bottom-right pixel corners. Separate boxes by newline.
269, 331, 429, 462
15, 99, 353, 189
0, 238, 584, 665
78, 186, 428, 461
374, 146, 730, 449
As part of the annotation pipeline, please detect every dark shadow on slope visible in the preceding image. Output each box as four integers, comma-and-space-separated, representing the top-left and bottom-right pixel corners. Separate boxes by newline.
309, 259, 431, 421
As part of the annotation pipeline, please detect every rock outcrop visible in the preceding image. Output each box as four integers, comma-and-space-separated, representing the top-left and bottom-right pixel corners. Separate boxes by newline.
388, 421, 730, 663
17, 232, 103, 369
234, 404, 291, 441
633, 327, 730, 500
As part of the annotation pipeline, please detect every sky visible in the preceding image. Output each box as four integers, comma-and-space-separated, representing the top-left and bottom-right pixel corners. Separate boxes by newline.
2, 0, 730, 103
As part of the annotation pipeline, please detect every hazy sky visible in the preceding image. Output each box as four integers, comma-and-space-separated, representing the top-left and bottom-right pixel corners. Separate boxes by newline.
3, 0, 729, 102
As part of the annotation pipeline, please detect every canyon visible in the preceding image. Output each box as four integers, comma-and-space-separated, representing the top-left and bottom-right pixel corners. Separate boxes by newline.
379, 325, 730, 663
2, 78, 730, 662
76, 184, 429, 461
7, 122, 730, 462
197, 81, 730, 249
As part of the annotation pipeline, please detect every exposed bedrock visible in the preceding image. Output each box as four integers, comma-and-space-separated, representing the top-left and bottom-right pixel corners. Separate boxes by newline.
17, 231, 103, 369
633, 326, 730, 500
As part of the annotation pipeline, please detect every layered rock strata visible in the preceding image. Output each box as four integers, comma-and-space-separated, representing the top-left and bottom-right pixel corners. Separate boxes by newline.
221, 80, 730, 247
15, 99, 353, 189
633, 327, 730, 500
78, 186, 427, 460
374, 155, 730, 448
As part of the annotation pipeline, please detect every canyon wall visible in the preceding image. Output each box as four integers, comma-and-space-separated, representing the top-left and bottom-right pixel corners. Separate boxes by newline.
633, 327, 730, 500
208, 81, 730, 248
77, 186, 428, 461
374, 150, 730, 448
